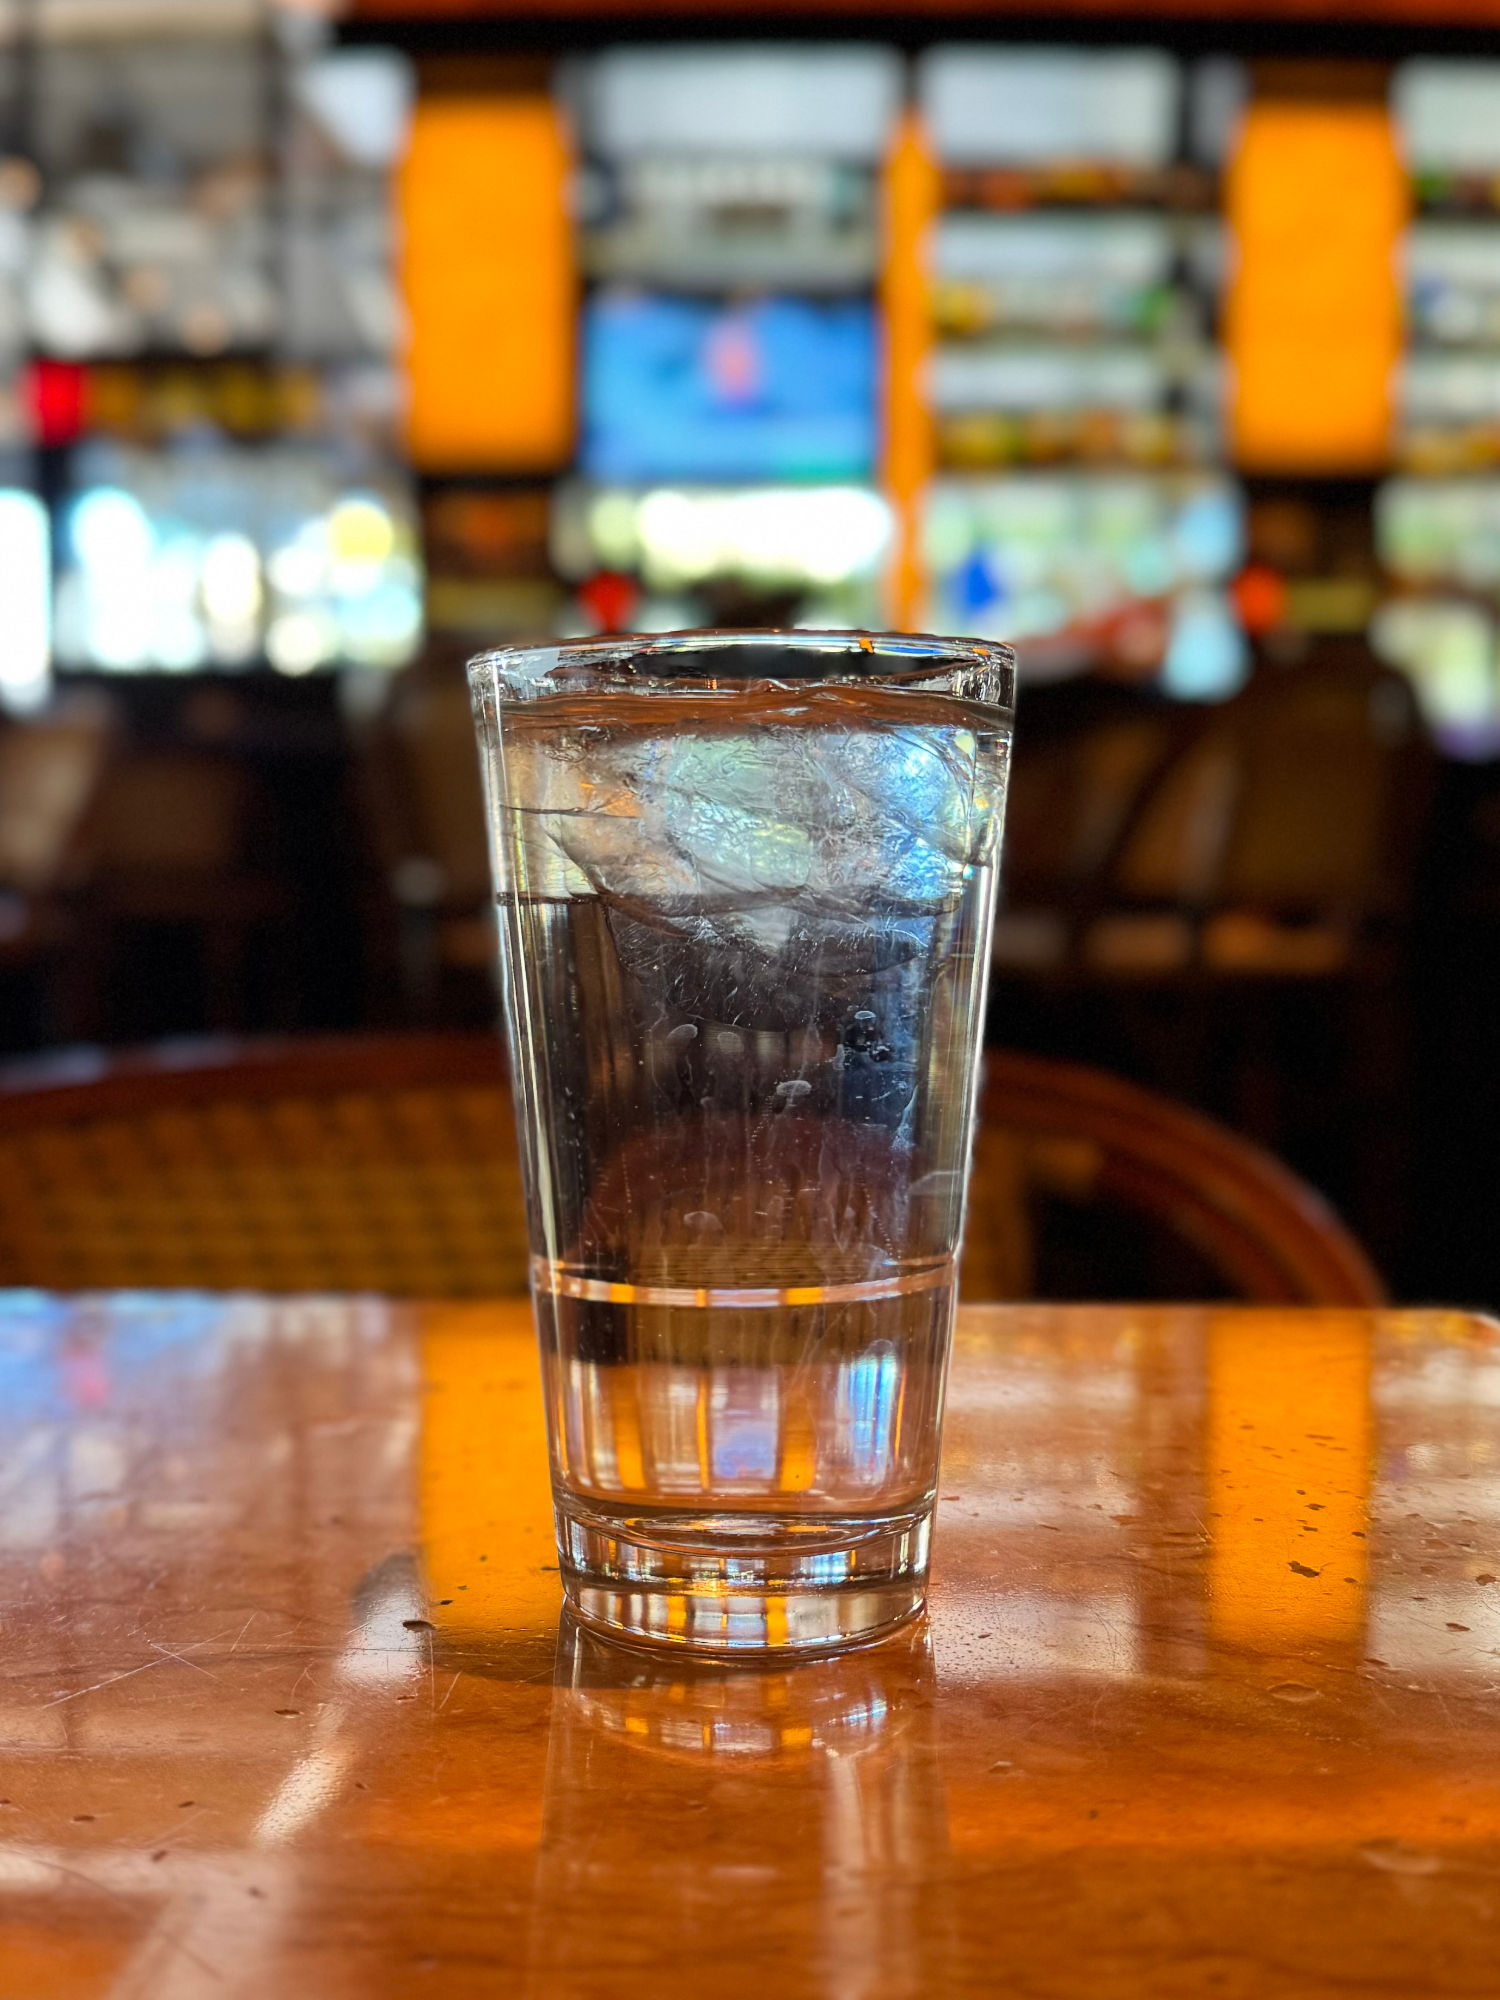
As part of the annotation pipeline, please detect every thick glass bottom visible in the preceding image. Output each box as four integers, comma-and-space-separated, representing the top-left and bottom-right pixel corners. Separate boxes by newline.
555, 1496, 932, 1656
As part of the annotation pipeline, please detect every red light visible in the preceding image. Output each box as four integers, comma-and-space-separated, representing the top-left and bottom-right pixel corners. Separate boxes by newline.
26, 360, 88, 446
1231, 565, 1288, 636
579, 572, 639, 635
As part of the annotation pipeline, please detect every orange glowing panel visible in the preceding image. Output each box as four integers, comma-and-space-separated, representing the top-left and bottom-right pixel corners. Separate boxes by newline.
1225, 102, 1406, 474
399, 97, 574, 472
880, 111, 940, 633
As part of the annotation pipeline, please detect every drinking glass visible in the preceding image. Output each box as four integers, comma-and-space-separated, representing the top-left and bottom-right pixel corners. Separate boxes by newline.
470, 630, 1013, 1653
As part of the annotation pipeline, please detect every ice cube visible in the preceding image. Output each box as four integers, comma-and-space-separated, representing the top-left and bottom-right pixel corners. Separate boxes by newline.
530, 712, 997, 1029
556, 719, 984, 916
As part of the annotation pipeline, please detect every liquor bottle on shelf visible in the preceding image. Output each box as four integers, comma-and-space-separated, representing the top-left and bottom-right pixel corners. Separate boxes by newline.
913, 46, 1246, 701
10, 5, 421, 695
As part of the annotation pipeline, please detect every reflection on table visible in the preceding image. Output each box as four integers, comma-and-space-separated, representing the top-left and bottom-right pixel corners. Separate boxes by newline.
0, 1296, 1497, 1996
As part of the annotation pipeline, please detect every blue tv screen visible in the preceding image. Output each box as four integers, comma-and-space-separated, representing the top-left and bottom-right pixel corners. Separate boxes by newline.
581, 291, 877, 484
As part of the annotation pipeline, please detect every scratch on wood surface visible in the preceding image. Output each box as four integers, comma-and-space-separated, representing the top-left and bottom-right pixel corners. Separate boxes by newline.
43, 1657, 165, 1707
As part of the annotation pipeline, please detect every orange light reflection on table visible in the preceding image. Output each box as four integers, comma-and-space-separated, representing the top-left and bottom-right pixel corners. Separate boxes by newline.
419, 1301, 561, 1649
1205, 1309, 1373, 1655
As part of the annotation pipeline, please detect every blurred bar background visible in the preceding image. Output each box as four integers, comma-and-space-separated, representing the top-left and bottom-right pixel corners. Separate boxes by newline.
2, 0, 1500, 1304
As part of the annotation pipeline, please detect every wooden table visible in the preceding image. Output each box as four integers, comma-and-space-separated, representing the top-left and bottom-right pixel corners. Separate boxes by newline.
1, 1298, 1498, 1997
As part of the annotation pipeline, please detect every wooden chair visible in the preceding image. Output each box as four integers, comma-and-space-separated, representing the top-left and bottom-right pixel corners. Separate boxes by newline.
353, 646, 497, 1026
963, 1050, 1383, 1306
1086, 652, 1430, 979
0, 704, 114, 899
0, 1034, 1381, 1305
995, 655, 1429, 984
992, 703, 1186, 973
0, 1035, 526, 1296
0, 703, 115, 1026
57, 746, 291, 1040
990, 653, 1431, 1277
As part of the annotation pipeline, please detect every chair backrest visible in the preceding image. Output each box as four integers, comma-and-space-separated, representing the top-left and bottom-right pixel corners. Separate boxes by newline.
362, 653, 492, 912
963, 1050, 1384, 1306
1109, 654, 1427, 920
0, 1034, 1382, 1306
1001, 710, 1185, 907
74, 750, 254, 881
0, 708, 113, 895
0, 1036, 528, 1296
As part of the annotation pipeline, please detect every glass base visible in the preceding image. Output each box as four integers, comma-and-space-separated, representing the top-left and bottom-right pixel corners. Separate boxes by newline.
555, 1497, 932, 1656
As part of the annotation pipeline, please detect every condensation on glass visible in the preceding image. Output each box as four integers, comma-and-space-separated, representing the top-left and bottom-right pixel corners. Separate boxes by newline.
470, 629, 1014, 1652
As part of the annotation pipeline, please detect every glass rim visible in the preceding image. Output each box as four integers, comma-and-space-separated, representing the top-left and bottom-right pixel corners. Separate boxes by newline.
467, 627, 1015, 711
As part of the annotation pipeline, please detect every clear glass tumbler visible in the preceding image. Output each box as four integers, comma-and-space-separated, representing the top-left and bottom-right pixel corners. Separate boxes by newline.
470, 630, 1014, 1653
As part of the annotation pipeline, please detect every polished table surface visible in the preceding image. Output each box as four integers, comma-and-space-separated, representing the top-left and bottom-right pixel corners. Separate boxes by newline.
1, 1297, 1499, 1998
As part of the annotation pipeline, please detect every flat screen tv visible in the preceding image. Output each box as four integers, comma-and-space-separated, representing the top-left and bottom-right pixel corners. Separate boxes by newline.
581, 290, 877, 484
